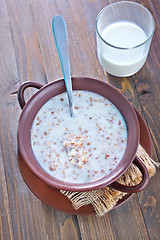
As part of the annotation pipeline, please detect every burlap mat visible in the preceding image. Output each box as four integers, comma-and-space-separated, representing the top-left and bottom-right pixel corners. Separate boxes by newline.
61, 144, 160, 216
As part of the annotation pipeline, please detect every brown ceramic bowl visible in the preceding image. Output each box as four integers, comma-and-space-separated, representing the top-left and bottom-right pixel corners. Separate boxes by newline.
17, 77, 149, 193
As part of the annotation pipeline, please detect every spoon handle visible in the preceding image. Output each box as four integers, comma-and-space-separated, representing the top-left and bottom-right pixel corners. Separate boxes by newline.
52, 15, 76, 117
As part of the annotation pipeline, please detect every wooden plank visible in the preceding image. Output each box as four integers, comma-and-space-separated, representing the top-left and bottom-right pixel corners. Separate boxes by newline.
132, 1, 160, 239
43, 205, 81, 240
149, 0, 160, 27
139, 168, 160, 240
78, 195, 150, 240
0, 0, 48, 239
0, 124, 14, 240
26, 0, 63, 82
133, 0, 160, 155
5, 0, 46, 85
109, 195, 150, 240
0, 0, 18, 97
30, 0, 107, 82
78, 214, 117, 240
0, 99, 48, 240
0, 0, 18, 238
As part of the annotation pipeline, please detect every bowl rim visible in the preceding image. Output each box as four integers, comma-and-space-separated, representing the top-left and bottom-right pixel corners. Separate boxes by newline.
17, 77, 140, 192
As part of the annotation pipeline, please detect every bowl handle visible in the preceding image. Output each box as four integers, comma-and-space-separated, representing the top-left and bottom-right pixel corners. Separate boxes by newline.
108, 156, 149, 193
18, 81, 44, 109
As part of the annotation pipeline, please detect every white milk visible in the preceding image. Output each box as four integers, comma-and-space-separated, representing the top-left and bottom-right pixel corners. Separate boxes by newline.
97, 21, 148, 76
31, 91, 127, 184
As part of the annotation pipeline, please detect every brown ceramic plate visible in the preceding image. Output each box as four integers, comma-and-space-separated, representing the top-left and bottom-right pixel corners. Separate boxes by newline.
18, 107, 152, 215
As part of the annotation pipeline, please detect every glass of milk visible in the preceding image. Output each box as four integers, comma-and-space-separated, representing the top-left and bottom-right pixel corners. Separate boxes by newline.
96, 1, 155, 77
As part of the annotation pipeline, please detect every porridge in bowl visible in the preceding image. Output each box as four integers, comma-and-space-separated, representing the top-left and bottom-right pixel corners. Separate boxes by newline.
31, 91, 127, 183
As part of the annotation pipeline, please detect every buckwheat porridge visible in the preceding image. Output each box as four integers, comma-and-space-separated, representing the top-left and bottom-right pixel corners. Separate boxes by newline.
31, 90, 127, 183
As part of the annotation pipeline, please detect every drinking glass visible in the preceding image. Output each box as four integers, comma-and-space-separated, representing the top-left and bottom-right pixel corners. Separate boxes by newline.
96, 1, 155, 77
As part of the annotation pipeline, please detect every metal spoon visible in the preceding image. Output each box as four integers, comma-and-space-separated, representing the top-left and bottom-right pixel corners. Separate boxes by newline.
52, 15, 76, 117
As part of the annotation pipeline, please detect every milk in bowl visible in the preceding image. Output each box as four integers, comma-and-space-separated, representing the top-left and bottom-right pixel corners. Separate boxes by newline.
31, 91, 127, 183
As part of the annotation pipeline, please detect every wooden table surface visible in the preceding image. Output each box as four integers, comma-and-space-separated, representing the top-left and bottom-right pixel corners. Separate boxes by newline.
0, 0, 160, 239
